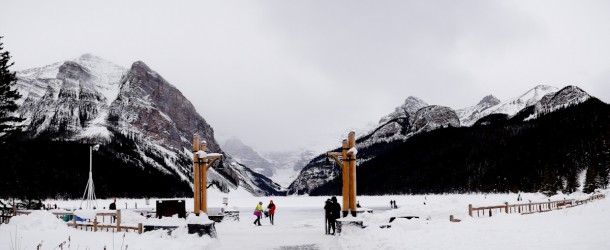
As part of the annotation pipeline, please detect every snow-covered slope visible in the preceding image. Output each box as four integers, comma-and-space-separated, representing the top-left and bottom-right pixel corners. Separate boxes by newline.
261, 150, 315, 188
222, 137, 276, 177
13, 54, 282, 196
457, 85, 558, 126
15, 54, 126, 139
455, 95, 500, 126
528, 85, 591, 120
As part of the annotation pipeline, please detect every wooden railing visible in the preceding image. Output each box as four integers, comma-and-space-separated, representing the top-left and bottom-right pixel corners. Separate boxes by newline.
469, 194, 605, 217
9, 209, 143, 234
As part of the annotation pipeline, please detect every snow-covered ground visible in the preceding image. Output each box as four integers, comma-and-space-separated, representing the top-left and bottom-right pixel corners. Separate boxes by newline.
1, 189, 608, 250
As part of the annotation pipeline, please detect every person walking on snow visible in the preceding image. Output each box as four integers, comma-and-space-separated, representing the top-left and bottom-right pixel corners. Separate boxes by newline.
267, 200, 276, 225
253, 201, 263, 226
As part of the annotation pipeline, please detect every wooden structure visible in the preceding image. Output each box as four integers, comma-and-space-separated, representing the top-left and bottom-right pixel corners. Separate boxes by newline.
11, 210, 142, 234
156, 199, 186, 218
468, 193, 605, 217
193, 134, 222, 215
327, 131, 358, 217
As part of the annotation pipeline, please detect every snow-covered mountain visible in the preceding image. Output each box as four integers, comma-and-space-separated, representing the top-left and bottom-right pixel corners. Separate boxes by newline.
457, 85, 558, 126
411, 105, 460, 133
13, 54, 282, 196
455, 95, 501, 126
288, 96, 458, 194
261, 150, 315, 188
288, 84, 596, 195
222, 137, 275, 177
527, 86, 591, 120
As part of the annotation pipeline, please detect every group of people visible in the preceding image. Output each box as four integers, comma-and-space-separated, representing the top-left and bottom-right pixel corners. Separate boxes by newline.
324, 196, 341, 235
390, 200, 398, 209
253, 200, 276, 226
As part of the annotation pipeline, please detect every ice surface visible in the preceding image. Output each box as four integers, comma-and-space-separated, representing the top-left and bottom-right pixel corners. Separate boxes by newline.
3, 190, 608, 250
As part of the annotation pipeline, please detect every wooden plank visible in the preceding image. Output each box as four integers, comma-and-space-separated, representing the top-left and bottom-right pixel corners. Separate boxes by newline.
116, 210, 122, 232
193, 134, 201, 215
201, 140, 208, 214
348, 131, 357, 216
341, 139, 349, 216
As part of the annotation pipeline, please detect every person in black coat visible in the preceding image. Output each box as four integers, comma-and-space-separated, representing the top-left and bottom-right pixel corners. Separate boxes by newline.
109, 198, 117, 210
329, 196, 341, 235
109, 198, 117, 223
324, 199, 332, 234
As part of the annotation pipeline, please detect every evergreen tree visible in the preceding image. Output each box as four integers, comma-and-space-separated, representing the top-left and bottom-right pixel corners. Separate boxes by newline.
0, 36, 24, 140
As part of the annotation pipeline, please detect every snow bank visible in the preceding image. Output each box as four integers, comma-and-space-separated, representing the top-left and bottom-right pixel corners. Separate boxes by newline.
186, 212, 214, 224
7, 211, 67, 231
142, 214, 186, 227
73, 210, 97, 220
120, 209, 146, 225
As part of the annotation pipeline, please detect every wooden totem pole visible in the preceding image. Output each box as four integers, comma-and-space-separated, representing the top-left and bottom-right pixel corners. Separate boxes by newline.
193, 134, 222, 215
326, 131, 358, 217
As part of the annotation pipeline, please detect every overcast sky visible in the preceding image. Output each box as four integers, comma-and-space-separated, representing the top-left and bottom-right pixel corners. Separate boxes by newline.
2, 0, 610, 152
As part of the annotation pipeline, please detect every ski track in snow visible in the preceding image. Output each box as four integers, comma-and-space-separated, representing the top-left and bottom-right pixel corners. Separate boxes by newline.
1, 189, 608, 250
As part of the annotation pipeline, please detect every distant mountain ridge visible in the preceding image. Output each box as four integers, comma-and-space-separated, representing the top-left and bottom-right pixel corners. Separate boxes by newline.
288, 84, 606, 195
2, 54, 283, 198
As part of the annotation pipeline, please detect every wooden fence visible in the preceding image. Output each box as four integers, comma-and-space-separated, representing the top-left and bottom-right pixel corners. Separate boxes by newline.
7, 209, 143, 234
469, 193, 605, 217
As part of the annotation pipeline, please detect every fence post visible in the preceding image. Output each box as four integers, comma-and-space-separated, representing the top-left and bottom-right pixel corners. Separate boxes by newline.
116, 210, 122, 232
12, 198, 16, 216
468, 204, 473, 217
94, 217, 98, 232
489, 208, 492, 217
73, 213, 77, 228
138, 223, 143, 234
505, 202, 509, 214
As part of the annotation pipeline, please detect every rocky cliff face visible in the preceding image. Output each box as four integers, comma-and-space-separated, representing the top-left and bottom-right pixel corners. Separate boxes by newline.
530, 86, 591, 119
13, 54, 282, 196
369, 96, 428, 142
411, 105, 460, 133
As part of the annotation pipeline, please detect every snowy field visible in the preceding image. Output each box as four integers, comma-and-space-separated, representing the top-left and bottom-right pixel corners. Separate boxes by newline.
1, 188, 608, 250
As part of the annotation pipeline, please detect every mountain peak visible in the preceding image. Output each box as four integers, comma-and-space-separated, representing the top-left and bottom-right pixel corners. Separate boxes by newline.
78, 53, 98, 60
404, 96, 426, 106
378, 96, 428, 125
477, 95, 500, 106
132, 61, 152, 71
532, 84, 556, 91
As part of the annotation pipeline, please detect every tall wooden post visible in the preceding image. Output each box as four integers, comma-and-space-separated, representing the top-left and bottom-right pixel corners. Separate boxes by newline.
193, 135, 201, 215
348, 132, 357, 217
341, 139, 349, 217
200, 141, 208, 214
116, 210, 121, 232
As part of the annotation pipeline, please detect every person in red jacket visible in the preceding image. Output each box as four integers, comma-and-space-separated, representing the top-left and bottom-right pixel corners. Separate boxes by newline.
267, 200, 276, 225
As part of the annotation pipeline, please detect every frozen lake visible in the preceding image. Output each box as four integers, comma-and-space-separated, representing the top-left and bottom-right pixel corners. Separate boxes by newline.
1, 190, 609, 249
